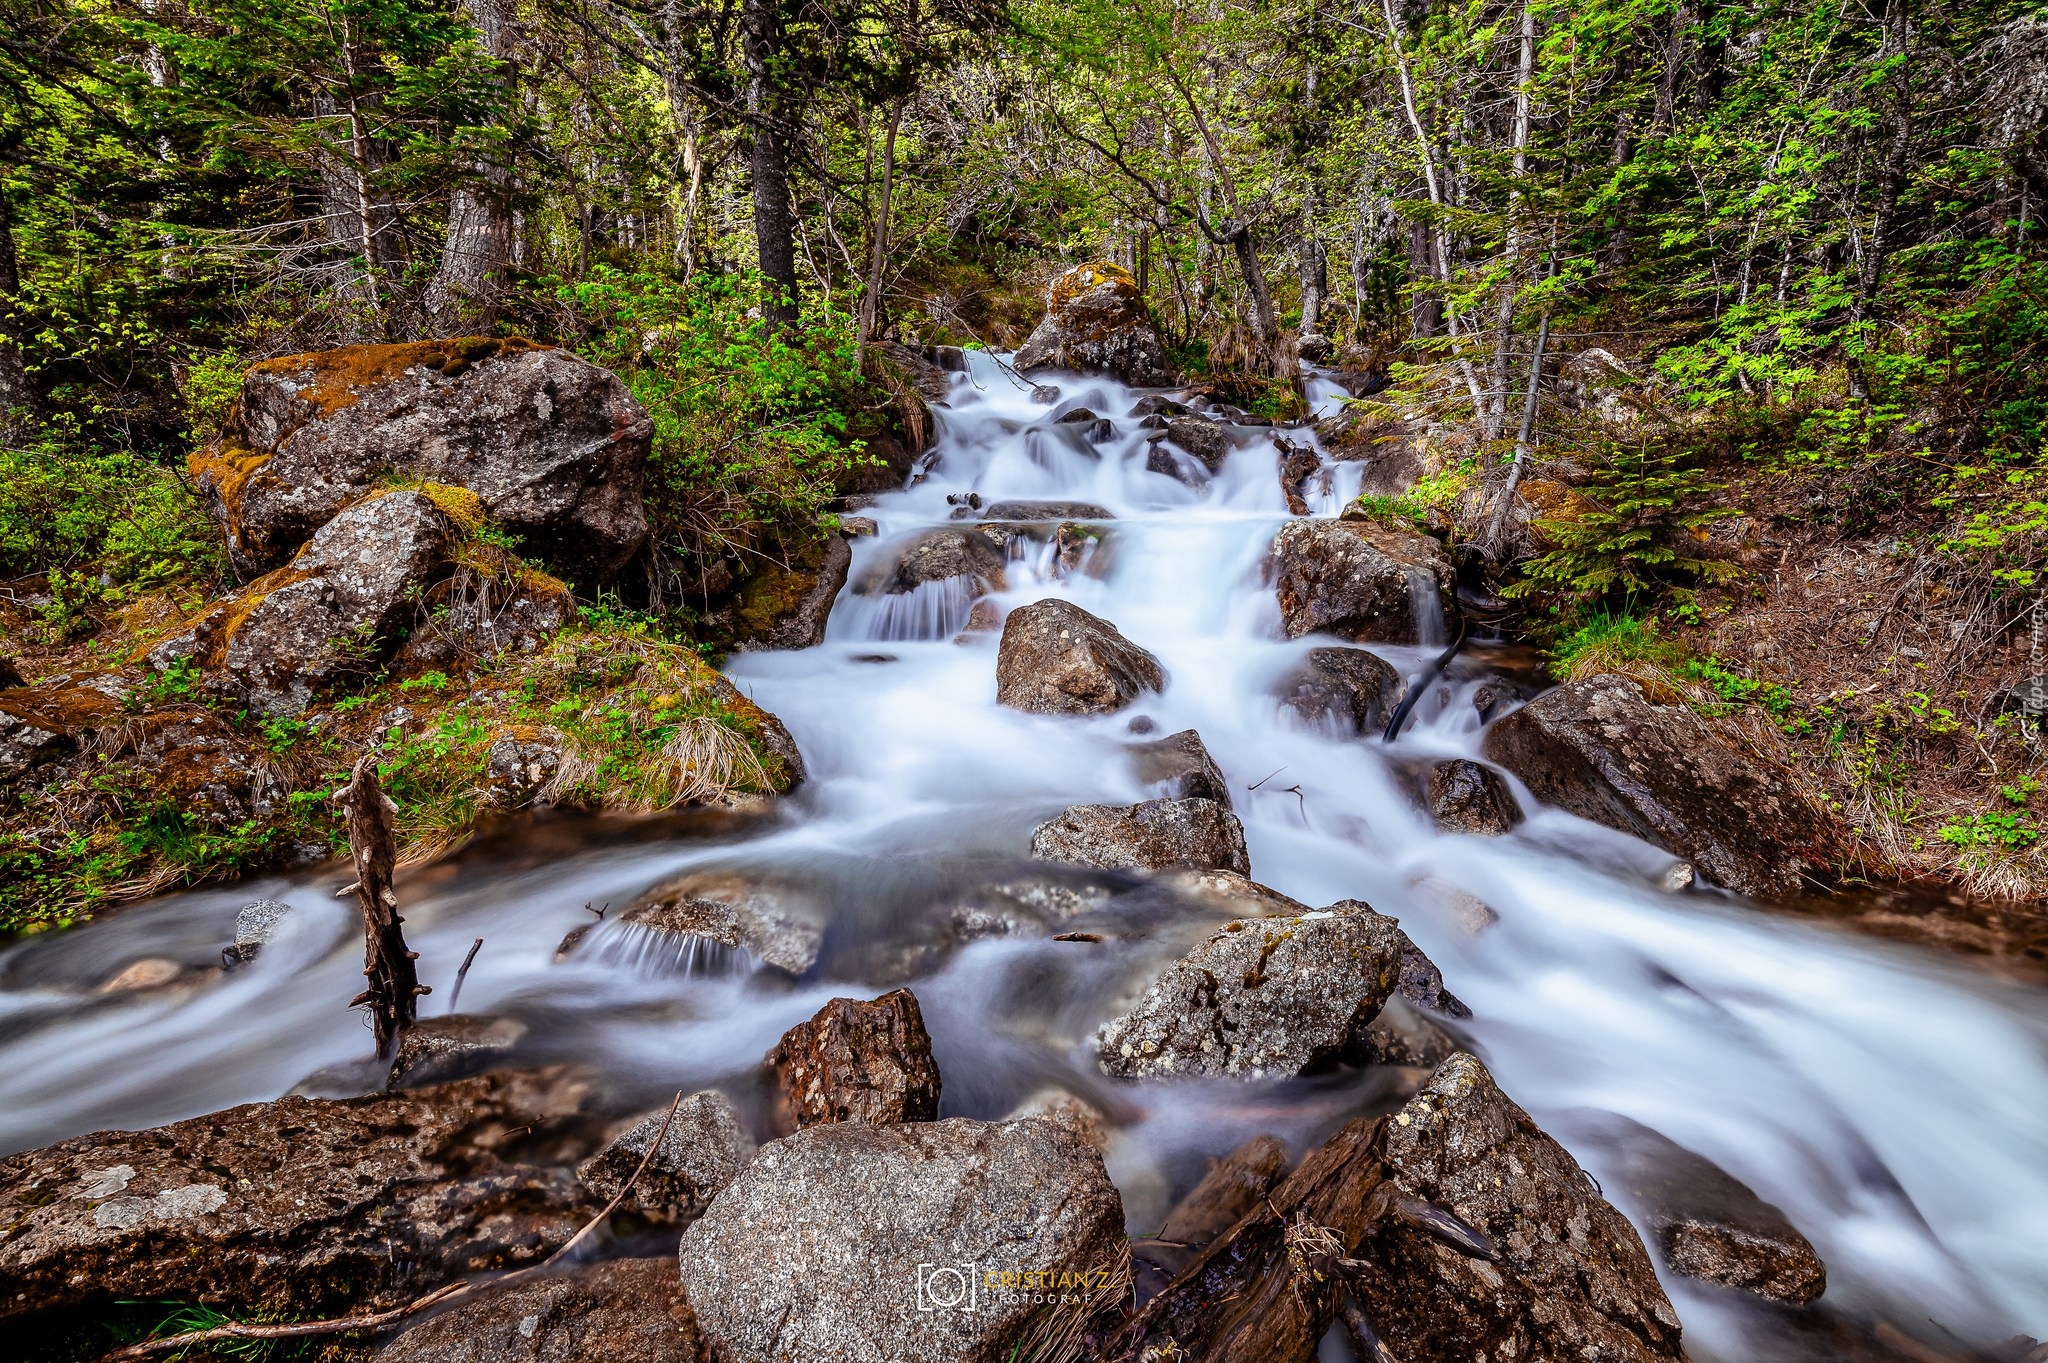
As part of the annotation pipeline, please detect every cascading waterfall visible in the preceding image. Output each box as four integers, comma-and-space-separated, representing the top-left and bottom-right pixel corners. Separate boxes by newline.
0, 350, 2043, 1359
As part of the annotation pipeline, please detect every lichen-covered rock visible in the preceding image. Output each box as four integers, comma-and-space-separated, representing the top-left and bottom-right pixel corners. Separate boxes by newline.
483, 734, 562, 807
194, 338, 651, 586
1013, 261, 1173, 387
0, 702, 65, 780
677, 1117, 1126, 1363
1128, 727, 1232, 806
376, 1256, 701, 1363
730, 533, 852, 651
995, 599, 1165, 715
576, 1090, 755, 1225
0, 1070, 600, 1327
1278, 645, 1404, 734
1483, 673, 1841, 897
1346, 1053, 1687, 1362
147, 491, 457, 715
1095, 900, 1421, 1080
1317, 406, 1422, 496
1031, 797, 1249, 875
767, 988, 942, 1130
1427, 758, 1521, 836
854, 525, 1007, 597
1270, 518, 1454, 645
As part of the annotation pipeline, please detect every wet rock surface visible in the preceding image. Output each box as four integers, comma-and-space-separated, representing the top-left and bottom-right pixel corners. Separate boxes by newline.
767, 988, 942, 1130
1156, 415, 1231, 471
1278, 645, 1404, 734
1271, 518, 1455, 645
0, 1070, 600, 1326
594, 870, 825, 976
195, 338, 651, 585
1483, 673, 1843, 897
677, 1116, 1125, 1363
1570, 1112, 1827, 1305
220, 898, 292, 967
1031, 796, 1250, 875
858, 525, 1008, 596
1128, 727, 1232, 806
149, 491, 458, 715
995, 598, 1166, 715
388, 1014, 529, 1088
1349, 1052, 1687, 1362
576, 1089, 755, 1225
1427, 758, 1522, 835
1013, 261, 1174, 386
729, 533, 853, 651
375, 1256, 701, 1363
1095, 899, 1415, 1079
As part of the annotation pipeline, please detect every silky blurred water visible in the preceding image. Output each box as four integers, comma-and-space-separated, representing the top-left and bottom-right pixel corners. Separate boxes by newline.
2, 351, 2044, 1357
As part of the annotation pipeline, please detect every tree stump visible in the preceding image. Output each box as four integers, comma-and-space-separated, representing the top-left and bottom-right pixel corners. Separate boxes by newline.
333, 753, 425, 1056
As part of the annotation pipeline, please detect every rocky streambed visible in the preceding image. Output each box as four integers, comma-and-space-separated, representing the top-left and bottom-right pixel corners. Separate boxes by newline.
1, 272, 2046, 1362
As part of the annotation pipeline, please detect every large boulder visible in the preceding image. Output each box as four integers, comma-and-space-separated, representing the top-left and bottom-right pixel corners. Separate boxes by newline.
1347, 1053, 1687, 1362
376, 1256, 701, 1363
995, 599, 1165, 715
1482, 674, 1841, 897
1271, 518, 1454, 645
1156, 415, 1231, 471
676, 1117, 1126, 1363
0, 1070, 599, 1326
1277, 645, 1404, 734
766, 989, 943, 1131
194, 339, 650, 586
1031, 797, 1249, 875
1095, 900, 1429, 1080
147, 491, 456, 715
576, 1090, 756, 1225
1013, 261, 1173, 387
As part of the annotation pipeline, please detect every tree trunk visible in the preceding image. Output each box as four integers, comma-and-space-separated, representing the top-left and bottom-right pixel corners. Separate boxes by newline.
856, 99, 903, 365
1229, 225, 1281, 373
1299, 196, 1328, 337
1406, 219, 1442, 336
425, 0, 515, 332
0, 186, 34, 428
1847, 0, 1913, 399
1484, 0, 1537, 441
744, 0, 799, 331
334, 755, 425, 1058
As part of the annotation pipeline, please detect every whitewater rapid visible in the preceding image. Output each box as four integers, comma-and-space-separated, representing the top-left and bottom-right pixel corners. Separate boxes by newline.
0, 350, 2043, 1359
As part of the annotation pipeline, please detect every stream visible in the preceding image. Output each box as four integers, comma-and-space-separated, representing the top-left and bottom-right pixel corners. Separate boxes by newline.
2, 351, 2045, 1359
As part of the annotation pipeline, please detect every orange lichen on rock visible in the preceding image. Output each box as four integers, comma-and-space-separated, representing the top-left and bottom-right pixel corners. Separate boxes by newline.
1046, 261, 1138, 312
245, 336, 550, 421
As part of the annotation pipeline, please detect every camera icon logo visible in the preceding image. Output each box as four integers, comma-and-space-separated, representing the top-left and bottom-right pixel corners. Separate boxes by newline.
915, 1262, 978, 1312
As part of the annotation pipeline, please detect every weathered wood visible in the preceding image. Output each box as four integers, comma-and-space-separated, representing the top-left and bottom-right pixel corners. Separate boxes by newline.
1094, 1117, 1388, 1363
333, 753, 425, 1056
1138, 1135, 1293, 1278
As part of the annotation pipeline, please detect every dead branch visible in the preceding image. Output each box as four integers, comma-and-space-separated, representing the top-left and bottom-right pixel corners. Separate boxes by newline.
334, 753, 426, 1057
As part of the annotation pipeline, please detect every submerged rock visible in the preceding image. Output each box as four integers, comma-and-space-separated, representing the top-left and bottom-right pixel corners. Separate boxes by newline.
148, 491, 457, 715
0, 1070, 599, 1326
576, 1090, 755, 1225
1154, 867, 1309, 918
1483, 673, 1841, 897
1031, 797, 1250, 875
1346, 1052, 1687, 1362
1270, 518, 1454, 645
767, 988, 942, 1131
585, 870, 824, 976
1095, 899, 1420, 1080
1278, 645, 1404, 734
677, 1117, 1125, 1363
995, 599, 1165, 716
1427, 758, 1521, 836
1573, 1112, 1827, 1305
1128, 727, 1232, 806
193, 338, 650, 586
1013, 261, 1173, 387
387, 1014, 528, 1089
376, 1256, 700, 1363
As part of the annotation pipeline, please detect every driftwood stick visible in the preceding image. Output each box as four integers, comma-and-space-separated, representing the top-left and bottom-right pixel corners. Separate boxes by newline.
333, 753, 425, 1056
447, 937, 485, 1014
97, 1091, 688, 1362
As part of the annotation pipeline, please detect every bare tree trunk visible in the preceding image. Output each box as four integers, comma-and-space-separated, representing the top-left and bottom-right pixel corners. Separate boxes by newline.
856, 99, 903, 365
0, 186, 34, 429
425, 0, 515, 333
1487, 306, 1550, 546
1484, 0, 1537, 441
1405, 219, 1442, 336
1299, 193, 1328, 338
744, 0, 799, 331
334, 755, 426, 1058
1846, 0, 1913, 399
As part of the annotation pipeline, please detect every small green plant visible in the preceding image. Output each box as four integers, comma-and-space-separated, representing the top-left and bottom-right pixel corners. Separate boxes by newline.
180, 350, 249, 443
1938, 810, 2040, 854
1548, 612, 1679, 681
